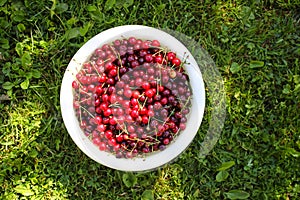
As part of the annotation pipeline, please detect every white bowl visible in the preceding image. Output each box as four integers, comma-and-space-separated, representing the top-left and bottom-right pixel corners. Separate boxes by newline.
60, 25, 205, 172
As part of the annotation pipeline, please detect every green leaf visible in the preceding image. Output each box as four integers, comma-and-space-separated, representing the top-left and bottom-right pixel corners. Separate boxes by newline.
2, 82, 14, 90
225, 190, 250, 199
293, 75, 300, 84
50, 0, 57, 18
285, 147, 300, 157
193, 189, 200, 198
55, 139, 61, 151
0, 141, 14, 145
294, 84, 300, 93
14, 185, 34, 196
249, 60, 264, 68
80, 22, 92, 36
230, 62, 241, 74
116, 0, 134, 8
104, 0, 116, 11
2, 62, 11, 76
0, 38, 9, 49
65, 28, 81, 40
246, 42, 255, 50
67, 17, 78, 26
21, 52, 32, 67
20, 79, 29, 90
141, 189, 154, 200
217, 161, 235, 171
216, 170, 229, 182
25, 72, 32, 79
0, 0, 7, 6
17, 23, 26, 32
15, 42, 23, 56
282, 84, 291, 94
29, 150, 38, 158
86, 5, 97, 12
122, 173, 137, 188
12, 13, 25, 22
55, 3, 68, 14
32, 69, 41, 78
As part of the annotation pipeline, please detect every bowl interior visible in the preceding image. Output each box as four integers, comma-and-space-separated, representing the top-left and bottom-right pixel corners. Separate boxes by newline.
60, 25, 205, 171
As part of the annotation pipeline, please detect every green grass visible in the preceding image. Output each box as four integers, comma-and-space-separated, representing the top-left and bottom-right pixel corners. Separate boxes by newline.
1, 0, 299, 199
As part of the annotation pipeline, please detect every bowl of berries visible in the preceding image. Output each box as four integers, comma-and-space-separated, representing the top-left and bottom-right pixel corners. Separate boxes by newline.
60, 25, 205, 171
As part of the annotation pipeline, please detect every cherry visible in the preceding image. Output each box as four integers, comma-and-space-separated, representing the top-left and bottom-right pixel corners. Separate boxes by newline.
102, 94, 109, 102
155, 55, 163, 64
141, 115, 149, 124
144, 54, 153, 63
135, 78, 143, 87
145, 89, 155, 98
160, 97, 168, 105
139, 107, 148, 115
128, 37, 137, 45
92, 137, 101, 145
116, 134, 124, 143
73, 37, 192, 158
97, 124, 106, 132
127, 125, 135, 133
142, 82, 151, 90
132, 90, 140, 99
167, 52, 176, 61
130, 109, 139, 118
72, 81, 79, 89
151, 40, 160, 47
103, 108, 112, 117
99, 142, 107, 151
98, 74, 107, 83
124, 89, 132, 98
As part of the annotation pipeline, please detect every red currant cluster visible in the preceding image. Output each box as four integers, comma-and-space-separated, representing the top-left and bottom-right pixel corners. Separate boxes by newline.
72, 37, 192, 158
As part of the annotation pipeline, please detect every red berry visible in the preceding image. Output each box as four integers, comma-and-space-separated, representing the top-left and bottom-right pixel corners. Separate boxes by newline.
155, 55, 163, 64
142, 115, 149, 124
172, 57, 181, 66
98, 74, 107, 83
167, 52, 176, 61
124, 89, 132, 98
145, 89, 155, 98
92, 137, 101, 145
94, 116, 102, 124
116, 134, 124, 143
130, 98, 138, 106
95, 85, 103, 95
130, 109, 139, 118
105, 130, 113, 139
97, 124, 106, 132
145, 54, 153, 63
179, 123, 186, 130
142, 41, 150, 49
109, 116, 117, 125
147, 109, 155, 117
142, 82, 151, 90
127, 125, 135, 133
151, 40, 160, 47
132, 90, 140, 99
140, 107, 148, 115
163, 138, 170, 145
135, 78, 143, 87
103, 108, 112, 117
72, 81, 79, 89
128, 37, 137, 45
99, 142, 107, 151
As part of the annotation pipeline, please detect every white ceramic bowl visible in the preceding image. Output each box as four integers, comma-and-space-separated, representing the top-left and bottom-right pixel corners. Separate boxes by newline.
60, 25, 205, 171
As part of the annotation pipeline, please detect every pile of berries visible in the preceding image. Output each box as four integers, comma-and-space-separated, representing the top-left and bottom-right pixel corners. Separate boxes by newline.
72, 37, 192, 158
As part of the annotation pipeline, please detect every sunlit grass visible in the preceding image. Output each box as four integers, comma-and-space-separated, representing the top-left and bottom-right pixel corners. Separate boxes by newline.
0, 0, 299, 199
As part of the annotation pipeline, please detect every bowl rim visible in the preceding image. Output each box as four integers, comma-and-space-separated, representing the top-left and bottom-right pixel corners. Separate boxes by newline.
60, 25, 205, 171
